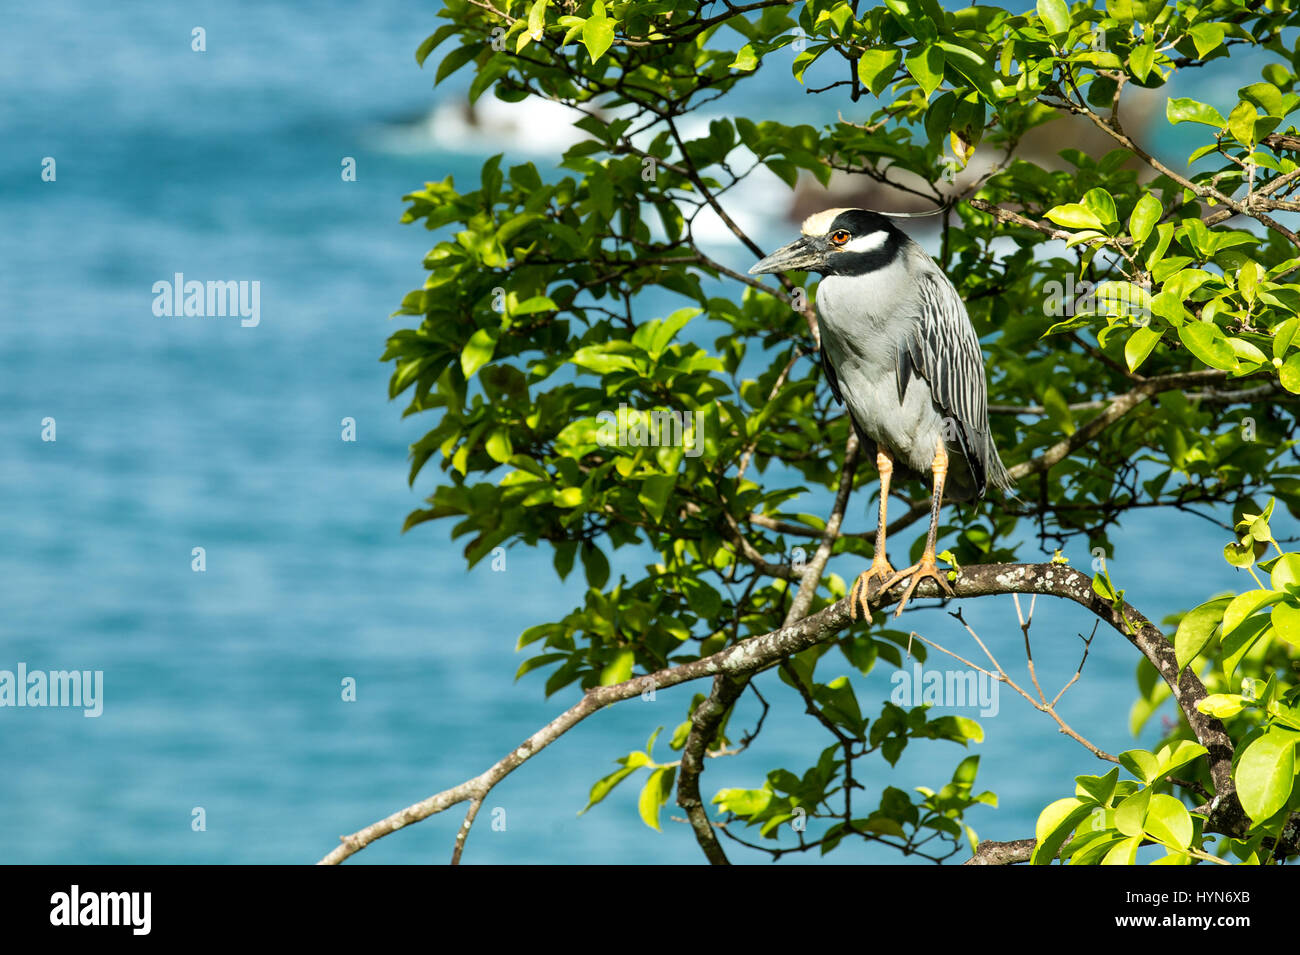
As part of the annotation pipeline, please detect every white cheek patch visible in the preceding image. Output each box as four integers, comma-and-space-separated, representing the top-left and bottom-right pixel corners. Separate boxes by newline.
841, 231, 890, 254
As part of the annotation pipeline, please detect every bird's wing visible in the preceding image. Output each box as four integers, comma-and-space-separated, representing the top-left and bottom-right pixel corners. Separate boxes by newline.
896, 269, 991, 492
820, 345, 844, 405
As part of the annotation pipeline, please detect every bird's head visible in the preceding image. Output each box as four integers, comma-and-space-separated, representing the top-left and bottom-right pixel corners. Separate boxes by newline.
748, 208, 905, 277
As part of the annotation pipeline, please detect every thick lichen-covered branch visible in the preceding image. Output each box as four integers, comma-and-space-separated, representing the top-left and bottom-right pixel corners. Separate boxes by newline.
318, 560, 1236, 864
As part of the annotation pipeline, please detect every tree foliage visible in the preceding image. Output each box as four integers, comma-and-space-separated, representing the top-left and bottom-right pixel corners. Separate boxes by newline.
369, 0, 1300, 864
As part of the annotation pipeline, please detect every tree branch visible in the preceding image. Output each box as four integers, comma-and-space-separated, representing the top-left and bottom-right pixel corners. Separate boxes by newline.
317, 561, 1238, 864
964, 837, 1037, 865
677, 432, 861, 864
990, 379, 1283, 415
1062, 95, 1300, 246
675, 676, 747, 865
1008, 369, 1228, 481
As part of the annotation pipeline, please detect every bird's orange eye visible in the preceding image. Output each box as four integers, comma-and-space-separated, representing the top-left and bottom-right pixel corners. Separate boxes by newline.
830, 230, 850, 246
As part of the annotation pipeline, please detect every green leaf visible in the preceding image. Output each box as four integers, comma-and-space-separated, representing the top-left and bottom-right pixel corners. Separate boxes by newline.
1227, 336, 1267, 367
581, 542, 610, 589
510, 294, 555, 316
461, 327, 499, 378
858, 48, 901, 97
1105, 0, 1134, 23
1178, 322, 1237, 371
1101, 835, 1141, 864
924, 91, 957, 143
1275, 601, 1300, 646
1272, 317, 1300, 360
599, 648, 634, 685
1045, 203, 1105, 231
928, 714, 984, 744
1145, 794, 1192, 850
1197, 693, 1247, 718
638, 766, 675, 831
1042, 387, 1075, 435
905, 44, 945, 98
1271, 554, 1300, 591
571, 341, 646, 374
580, 764, 638, 813
1154, 740, 1207, 777
1065, 829, 1126, 865
1280, 353, 1300, 394
435, 43, 482, 85
1075, 767, 1120, 805
1131, 0, 1163, 23
1114, 786, 1151, 835
1222, 589, 1283, 637
638, 474, 676, 522
527, 0, 547, 41
552, 539, 577, 579
1224, 538, 1258, 569
1240, 81, 1285, 118
1036, 0, 1070, 37
555, 486, 584, 508
1227, 102, 1257, 147
1125, 326, 1161, 374
1222, 614, 1272, 680
1119, 750, 1159, 785
936, 40, 996, 104
514, 651, 566, 680
683, 578, 723, 618
1129, 194, 1161, 244
1174, 595, 1230, 671
1188, 23, 1224, 58
730, 44, 758, 71
1166, 97, 1226, 127
416, 25, 461, 66
623, 750, 653, 770
1128, 43, 1155, 82
1082, 188, 1117, 227
1235, 730, 1297, 821
713, 787, 773, 816
648, 307, 700, 358
1032, 797, 1093, 864
582, 9, 615, 63
485, 428, 513, 463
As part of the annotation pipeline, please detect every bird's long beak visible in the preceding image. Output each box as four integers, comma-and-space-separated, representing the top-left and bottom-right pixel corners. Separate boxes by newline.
748, 236, 822, 275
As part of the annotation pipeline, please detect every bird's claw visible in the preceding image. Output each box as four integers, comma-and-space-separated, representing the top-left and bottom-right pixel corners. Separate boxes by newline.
849, 558, 896, 622
880, 556, 955, 617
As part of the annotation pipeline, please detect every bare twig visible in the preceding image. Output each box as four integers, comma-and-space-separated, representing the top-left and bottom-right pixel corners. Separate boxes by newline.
948, 607, 1117, 763
450, 798, 483, 866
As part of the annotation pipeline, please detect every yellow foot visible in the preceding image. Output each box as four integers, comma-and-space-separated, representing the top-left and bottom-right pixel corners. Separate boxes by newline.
849, 558, 896, 622
880, 556, 955, 617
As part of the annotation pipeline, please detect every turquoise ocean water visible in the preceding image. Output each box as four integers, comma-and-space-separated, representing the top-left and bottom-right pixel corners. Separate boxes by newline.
0, 2, 1288, 863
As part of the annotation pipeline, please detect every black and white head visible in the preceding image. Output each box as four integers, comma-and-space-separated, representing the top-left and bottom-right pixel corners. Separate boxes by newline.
748, 208, 907, 277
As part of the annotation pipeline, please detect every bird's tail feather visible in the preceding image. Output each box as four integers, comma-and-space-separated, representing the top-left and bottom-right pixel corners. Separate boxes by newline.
986, 441, 1022, 504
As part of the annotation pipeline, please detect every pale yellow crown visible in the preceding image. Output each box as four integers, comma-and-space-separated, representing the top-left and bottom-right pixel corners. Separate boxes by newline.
800, 207, 856, 236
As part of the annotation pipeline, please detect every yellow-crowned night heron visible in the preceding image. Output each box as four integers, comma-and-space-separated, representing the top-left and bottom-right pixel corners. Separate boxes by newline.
750, 208, 1013, 618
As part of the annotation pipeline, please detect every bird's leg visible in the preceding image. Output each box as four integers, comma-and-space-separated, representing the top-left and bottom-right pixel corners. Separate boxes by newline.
881, 442, 956, 617
849, 446, 897, 622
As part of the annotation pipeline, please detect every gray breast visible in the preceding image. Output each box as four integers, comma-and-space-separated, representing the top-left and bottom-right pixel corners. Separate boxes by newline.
814, 247, 981, 500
